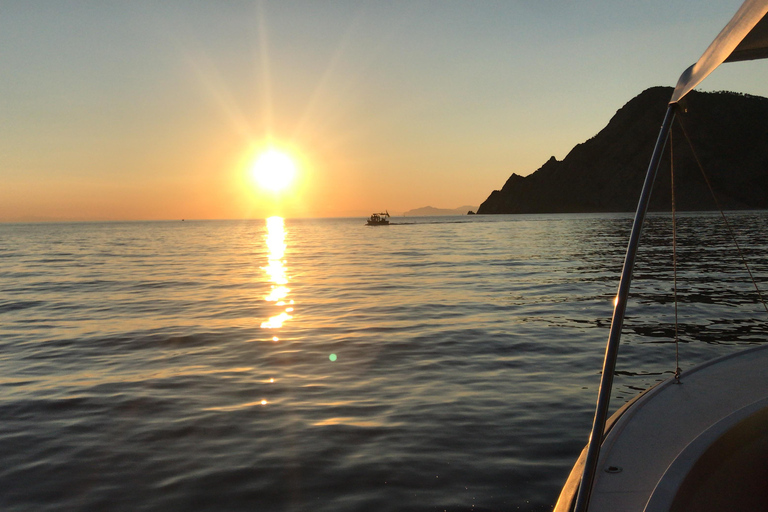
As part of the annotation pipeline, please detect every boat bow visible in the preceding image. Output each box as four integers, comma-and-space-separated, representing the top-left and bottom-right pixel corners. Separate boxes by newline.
571, 2, 768, 510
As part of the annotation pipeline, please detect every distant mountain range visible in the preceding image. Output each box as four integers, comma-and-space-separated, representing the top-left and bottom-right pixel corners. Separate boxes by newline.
478, 87, 768, 214
403, 205, 478, 216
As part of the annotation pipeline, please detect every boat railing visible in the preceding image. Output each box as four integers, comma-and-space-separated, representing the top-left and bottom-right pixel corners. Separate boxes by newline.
572, 104, 677, 512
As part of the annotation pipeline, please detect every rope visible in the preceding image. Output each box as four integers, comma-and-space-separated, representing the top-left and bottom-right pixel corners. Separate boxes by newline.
675, 116, 768, 317
669, 133, 682, 383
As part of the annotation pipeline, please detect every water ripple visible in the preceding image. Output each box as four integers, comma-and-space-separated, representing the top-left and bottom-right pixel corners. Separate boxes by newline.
0, 213, 766, 511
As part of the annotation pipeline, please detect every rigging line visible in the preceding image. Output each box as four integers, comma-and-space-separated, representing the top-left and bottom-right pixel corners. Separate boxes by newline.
675, 116, 768, 317
670, 131, 682, 382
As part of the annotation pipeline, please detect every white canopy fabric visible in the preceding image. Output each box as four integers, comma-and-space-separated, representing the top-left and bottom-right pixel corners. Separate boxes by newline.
670, 0, 768, 104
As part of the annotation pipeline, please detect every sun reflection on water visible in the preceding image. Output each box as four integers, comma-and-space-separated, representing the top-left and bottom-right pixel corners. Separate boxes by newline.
261, 216, 294, 330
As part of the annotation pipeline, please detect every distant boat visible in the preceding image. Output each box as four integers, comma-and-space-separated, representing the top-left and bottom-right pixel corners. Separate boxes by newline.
557, 2, 768, 511
366, 211, 390, 226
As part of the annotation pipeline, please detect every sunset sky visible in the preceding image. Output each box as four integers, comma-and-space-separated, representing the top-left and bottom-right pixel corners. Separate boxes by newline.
2, 1, 767, 221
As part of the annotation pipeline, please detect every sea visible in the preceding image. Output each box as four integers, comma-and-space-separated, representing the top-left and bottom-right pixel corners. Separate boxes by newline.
2, 212, 767, 512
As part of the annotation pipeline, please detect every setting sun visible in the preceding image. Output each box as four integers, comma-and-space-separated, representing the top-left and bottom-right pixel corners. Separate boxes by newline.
250, 149, 296, 193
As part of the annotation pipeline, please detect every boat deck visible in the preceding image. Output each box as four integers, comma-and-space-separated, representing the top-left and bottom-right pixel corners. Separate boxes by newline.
583, 344, 768, 511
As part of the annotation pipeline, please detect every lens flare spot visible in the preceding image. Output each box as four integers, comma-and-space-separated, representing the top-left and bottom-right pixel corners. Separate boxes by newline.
329, 353, 337, 362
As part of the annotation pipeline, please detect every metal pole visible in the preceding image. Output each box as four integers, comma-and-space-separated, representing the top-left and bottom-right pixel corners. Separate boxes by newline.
573, 103, 676, 512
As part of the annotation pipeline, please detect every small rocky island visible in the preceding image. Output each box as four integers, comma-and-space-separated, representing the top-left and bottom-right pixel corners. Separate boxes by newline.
478, 87, 768, 214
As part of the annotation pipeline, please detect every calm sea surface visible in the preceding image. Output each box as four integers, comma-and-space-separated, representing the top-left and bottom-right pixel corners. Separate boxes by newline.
2, 212, 767, 511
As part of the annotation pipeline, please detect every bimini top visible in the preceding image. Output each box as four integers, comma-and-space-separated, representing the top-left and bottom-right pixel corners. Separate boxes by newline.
671, 0, 768, 103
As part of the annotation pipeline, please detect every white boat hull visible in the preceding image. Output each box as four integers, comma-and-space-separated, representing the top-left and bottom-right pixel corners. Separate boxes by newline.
556, 344, 768, 511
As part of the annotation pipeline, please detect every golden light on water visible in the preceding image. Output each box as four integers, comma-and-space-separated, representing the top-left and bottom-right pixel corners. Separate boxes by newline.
265, 285, 289, 302
261, 311, 292, 329
265, 216, 286, 257
261, 216, 294, 330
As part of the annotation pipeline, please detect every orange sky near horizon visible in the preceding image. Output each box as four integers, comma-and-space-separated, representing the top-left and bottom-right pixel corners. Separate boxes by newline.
2, 1, 767, 222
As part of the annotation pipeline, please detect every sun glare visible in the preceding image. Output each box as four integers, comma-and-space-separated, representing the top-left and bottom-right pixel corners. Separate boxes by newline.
260, 216, 294, 330
251, 149, 296, 193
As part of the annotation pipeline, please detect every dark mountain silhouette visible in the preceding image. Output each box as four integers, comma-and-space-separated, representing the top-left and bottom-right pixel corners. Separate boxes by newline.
477, 87, 768, 214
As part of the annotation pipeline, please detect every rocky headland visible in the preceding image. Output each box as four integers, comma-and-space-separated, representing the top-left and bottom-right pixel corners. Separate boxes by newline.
478, 87, 768, 214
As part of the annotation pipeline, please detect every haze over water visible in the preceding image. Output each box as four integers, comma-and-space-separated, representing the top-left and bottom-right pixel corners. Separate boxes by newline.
2, 212, 767, 511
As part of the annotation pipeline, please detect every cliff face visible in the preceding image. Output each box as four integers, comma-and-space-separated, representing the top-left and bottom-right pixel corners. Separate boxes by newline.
478, 87, 768, 214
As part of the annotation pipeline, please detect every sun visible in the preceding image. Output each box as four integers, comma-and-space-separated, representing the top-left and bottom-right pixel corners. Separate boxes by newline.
250, 149, 296, 193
